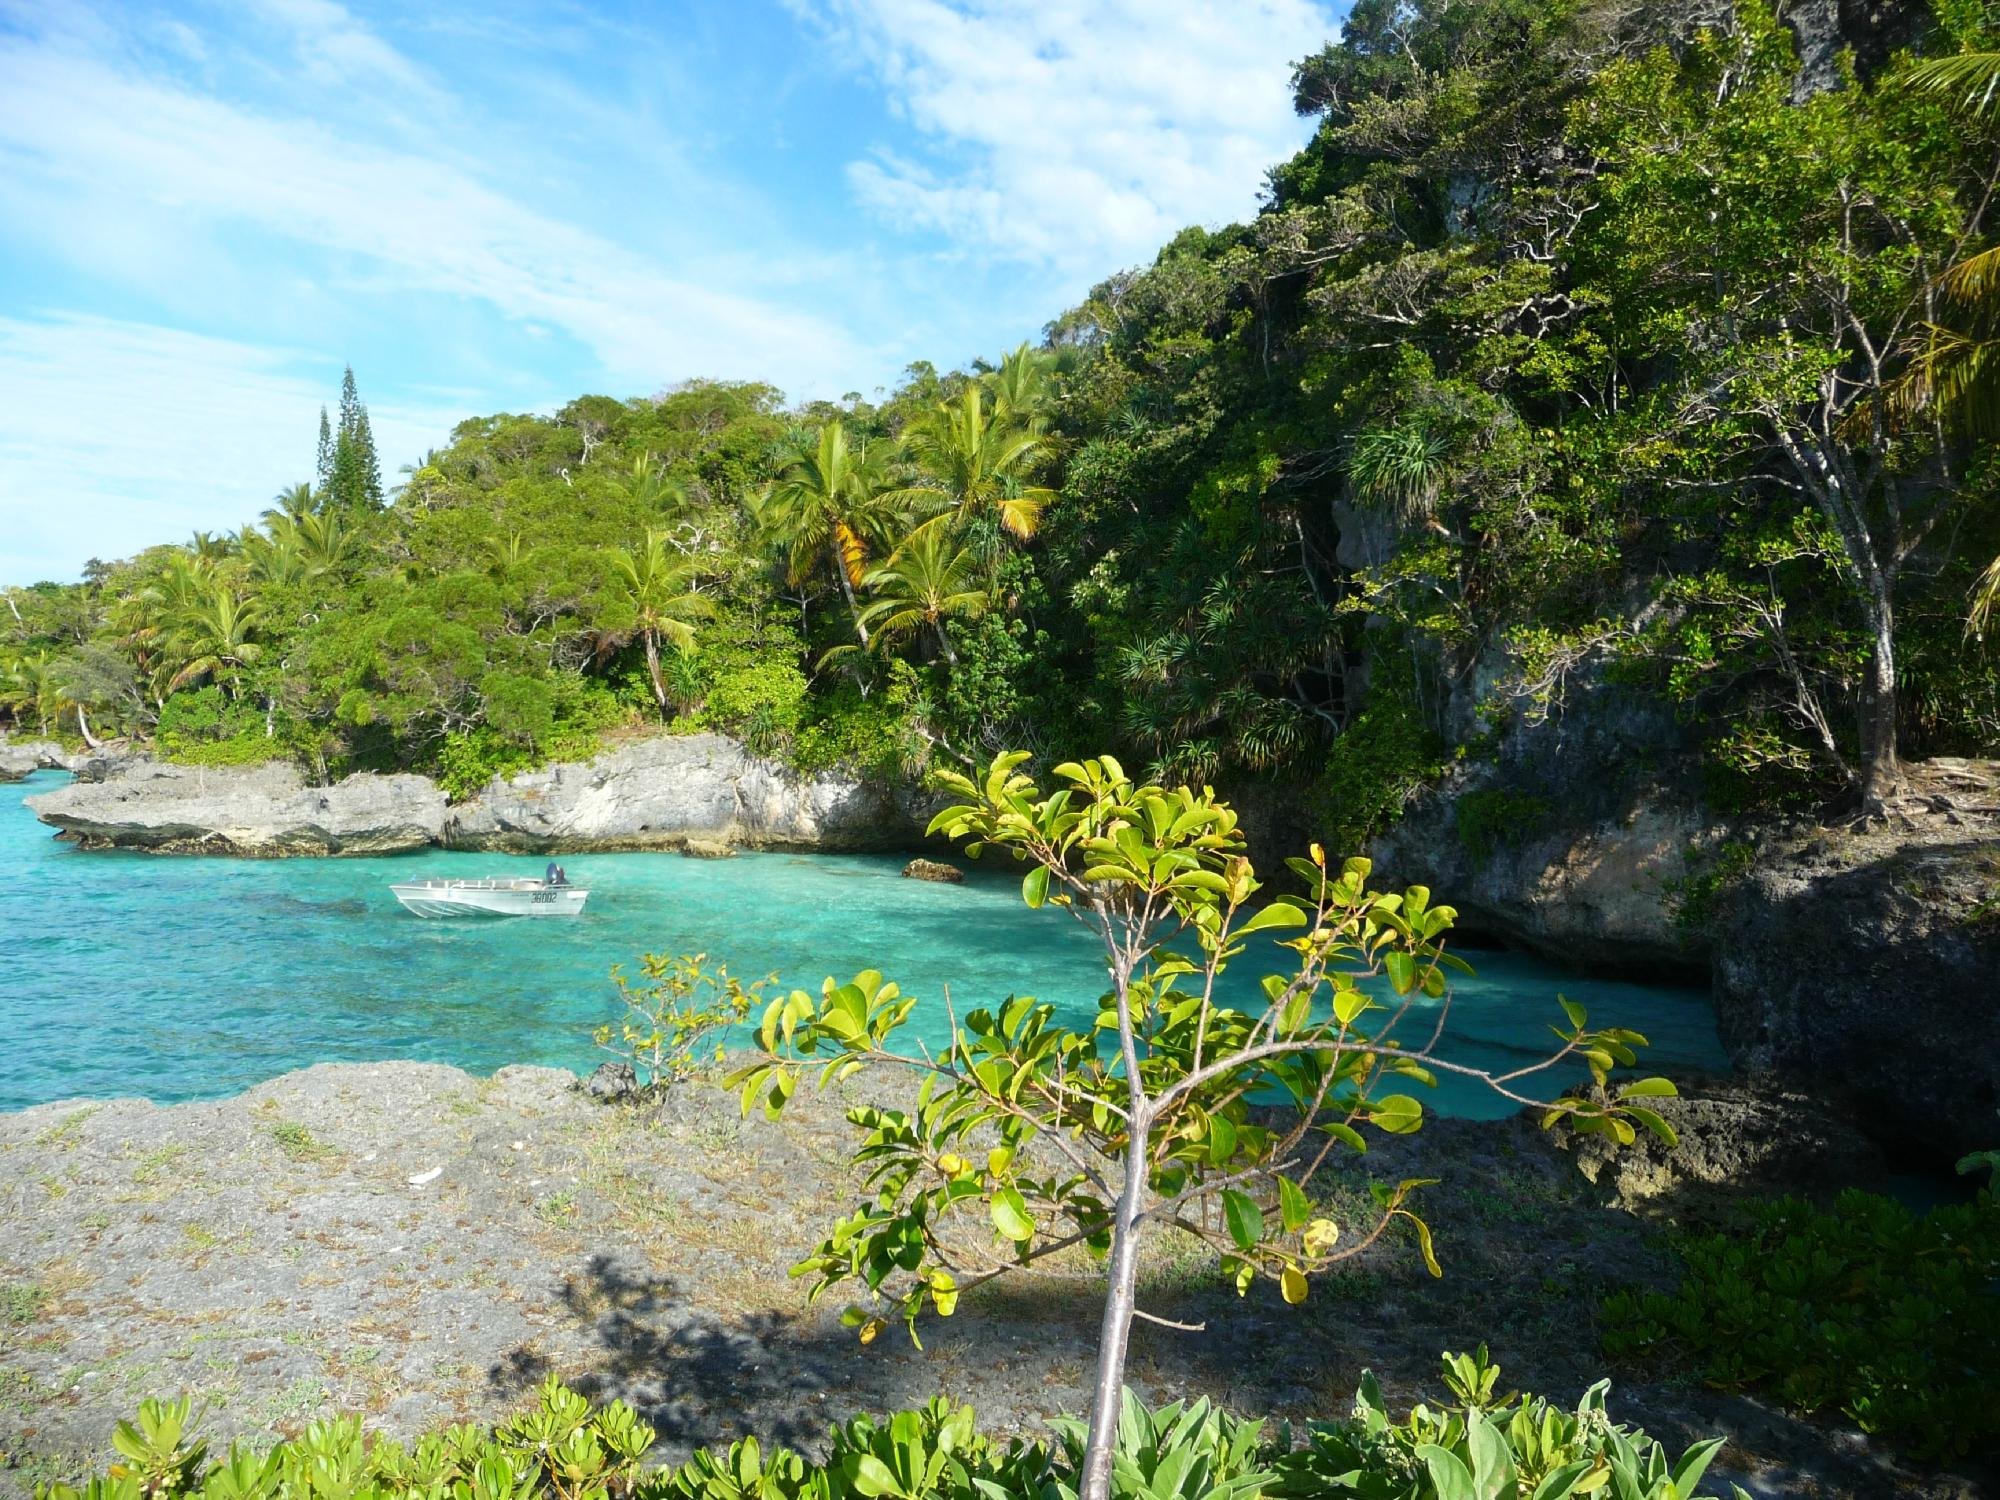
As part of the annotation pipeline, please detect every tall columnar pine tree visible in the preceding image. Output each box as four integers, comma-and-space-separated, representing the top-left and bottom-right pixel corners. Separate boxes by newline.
327, 366, 385, 515
314, 407, 334, 493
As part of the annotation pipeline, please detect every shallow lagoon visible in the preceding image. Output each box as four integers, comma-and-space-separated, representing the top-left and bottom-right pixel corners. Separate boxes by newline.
0, 771, 1726, 1114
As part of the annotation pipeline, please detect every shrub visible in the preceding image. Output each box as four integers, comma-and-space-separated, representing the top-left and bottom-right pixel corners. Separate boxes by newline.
1453, 789, 1549, 865
1601, 1187, 2000, 1457
1660, 840, 1757, 941
595, 954, 773, 1089
154, 687, 281, 767
42, 1356, 1748, 1500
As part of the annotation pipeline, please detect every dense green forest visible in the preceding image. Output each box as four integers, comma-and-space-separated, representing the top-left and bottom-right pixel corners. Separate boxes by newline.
5, 0, 1998, 832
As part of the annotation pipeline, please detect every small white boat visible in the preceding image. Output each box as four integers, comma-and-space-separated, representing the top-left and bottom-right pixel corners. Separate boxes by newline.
389, 876, 590, 919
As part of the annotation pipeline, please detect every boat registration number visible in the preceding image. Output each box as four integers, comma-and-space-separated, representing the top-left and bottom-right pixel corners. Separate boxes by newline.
533, 890, 559, 904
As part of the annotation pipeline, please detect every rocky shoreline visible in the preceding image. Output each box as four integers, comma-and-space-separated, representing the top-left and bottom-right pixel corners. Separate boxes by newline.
0, 1060, 1978, 1500
16, 734, 932, 857
10, 730, 1998, 1165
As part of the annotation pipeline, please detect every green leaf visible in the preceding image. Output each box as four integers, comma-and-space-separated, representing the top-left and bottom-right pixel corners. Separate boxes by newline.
1557, 995, 1587, 1030
1371, 1094, 1424, 1135
1236, 900, 1308, 935
990, 1189, 1034, 1243
1384, 950, 1417, 995
1617, 1077, 1679, 1100
1022, 865, 1050, 910
1624, 1105, 1678, 1147
1221, 1189, 1264, 1251
1416, 1444, 1477, 1500
1278, 1175, 1311, 1233
845, 1453, 903, 1498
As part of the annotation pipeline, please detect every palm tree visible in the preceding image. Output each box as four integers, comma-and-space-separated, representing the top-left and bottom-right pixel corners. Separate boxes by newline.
263, 482, 319, 529
760, 421, 900, 646
621, 454, 691, 519
855, 527, 990, 665
294, 508, 348, 574
603, 531, 714, 717
1899, 51, 2000, 632
986, 342, 1057, 430
0, 649, 57, 735
896, 386, 1055, 543
166, 584, 263, 698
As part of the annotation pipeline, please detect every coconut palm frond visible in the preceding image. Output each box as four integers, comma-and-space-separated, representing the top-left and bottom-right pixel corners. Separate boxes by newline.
1901, 51, 2000, 115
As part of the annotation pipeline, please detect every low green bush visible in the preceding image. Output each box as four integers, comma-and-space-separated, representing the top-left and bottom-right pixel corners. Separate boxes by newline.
1452, 789, 1549, 866
154, 687, 284, 767
1601, 1187, 2000, 1457
41, 1353, 1747, 1500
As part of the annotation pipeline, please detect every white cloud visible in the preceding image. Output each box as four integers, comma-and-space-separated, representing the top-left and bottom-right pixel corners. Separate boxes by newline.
0, 314, 463, 584
799, 0, 1332, 279
0, 22, 865, 399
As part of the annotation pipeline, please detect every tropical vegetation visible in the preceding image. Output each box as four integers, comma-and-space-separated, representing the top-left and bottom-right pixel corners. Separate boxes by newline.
42, 1354, 1751, 1500
4, 0, 1996, 829
1601, 1184, 2000, 1457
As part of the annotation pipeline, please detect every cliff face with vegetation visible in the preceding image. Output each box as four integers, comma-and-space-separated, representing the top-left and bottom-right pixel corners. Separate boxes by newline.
3, 2, 1997, 1145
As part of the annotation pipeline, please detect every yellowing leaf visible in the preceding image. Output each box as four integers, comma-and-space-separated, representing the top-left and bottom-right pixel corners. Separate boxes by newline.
1280, 1266, 1308, 1305
1303, 1218, 1340, 1257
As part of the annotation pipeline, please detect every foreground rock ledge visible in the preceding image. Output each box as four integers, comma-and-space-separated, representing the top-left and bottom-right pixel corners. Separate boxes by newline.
0, 1060, 1957, 1500
22, 734, 927, 857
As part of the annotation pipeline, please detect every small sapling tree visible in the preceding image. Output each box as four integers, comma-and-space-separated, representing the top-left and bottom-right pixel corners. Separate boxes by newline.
729, 753, 1679, 1500
596, 953, 772, 1090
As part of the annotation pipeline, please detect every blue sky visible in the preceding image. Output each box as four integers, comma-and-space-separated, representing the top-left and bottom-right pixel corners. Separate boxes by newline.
0, 0, 1342, 585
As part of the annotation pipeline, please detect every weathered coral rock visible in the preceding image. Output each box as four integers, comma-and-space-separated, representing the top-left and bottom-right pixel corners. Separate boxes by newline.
901, 858, 963, 883
26, 733, 930, 857
25, 758, 445, 856
1713, 823, 2000, 1164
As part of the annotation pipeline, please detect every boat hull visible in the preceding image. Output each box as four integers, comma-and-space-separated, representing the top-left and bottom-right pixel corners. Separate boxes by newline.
390, 880, 590, 918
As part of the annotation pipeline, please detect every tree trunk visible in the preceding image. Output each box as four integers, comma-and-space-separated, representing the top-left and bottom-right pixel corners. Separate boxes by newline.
1079, 1117, 1148, 1500
642, 629, 670, 718
934, 620, 959, 665
75, 703, 103, 750
834, 551, 871, 647
1858, 607, 1900, 808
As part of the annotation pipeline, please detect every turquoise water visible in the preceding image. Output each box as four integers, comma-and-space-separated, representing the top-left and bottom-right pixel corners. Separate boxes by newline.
0, 771, 1727, 1116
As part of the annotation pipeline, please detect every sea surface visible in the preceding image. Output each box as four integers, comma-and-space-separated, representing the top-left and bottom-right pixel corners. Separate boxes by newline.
0, 770, 1727, 1115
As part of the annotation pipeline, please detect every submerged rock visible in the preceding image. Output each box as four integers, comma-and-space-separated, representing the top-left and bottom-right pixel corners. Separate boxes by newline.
24, 757, 445, 856
1714, 823, 2000, 1165
902, 858, 963, 883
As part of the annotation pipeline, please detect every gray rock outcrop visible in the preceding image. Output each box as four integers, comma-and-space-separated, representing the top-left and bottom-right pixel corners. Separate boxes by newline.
0, 737, 72, 783
25, 758, 446, 855
1714, 823, 2000, 1165
22, 734, 928, 856
1369, 677, 1711, 973
443, 734, 922, 852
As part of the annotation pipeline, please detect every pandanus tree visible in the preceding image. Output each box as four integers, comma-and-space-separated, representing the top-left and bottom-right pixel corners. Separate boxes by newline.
760, 421, 897, 646
853, 527, 989, 665
895, 386, 1055, 544
601, 531, 713, 718
731, 753, 1677, 1500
